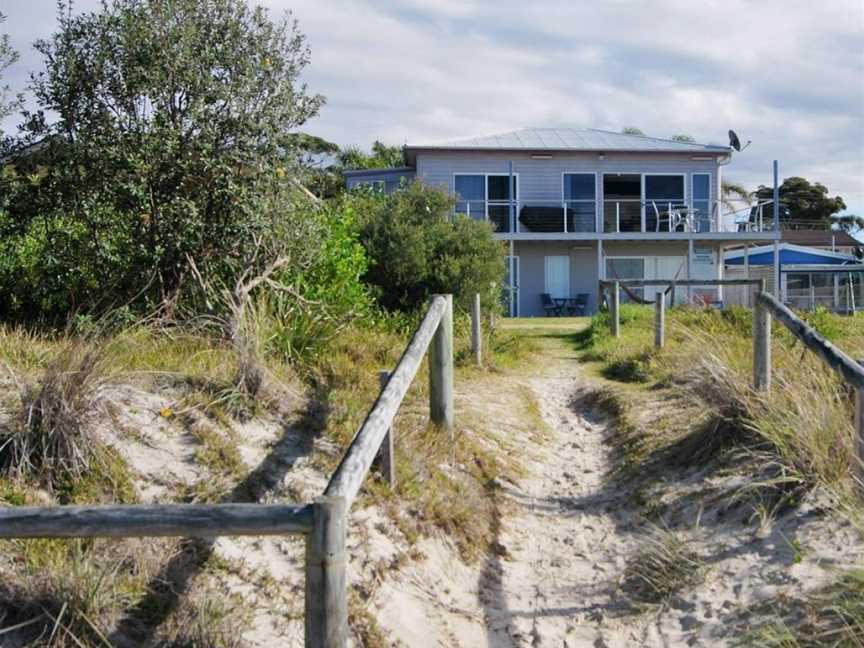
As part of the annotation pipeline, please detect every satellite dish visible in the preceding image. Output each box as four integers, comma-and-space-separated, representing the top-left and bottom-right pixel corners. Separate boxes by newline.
728, 129, 751, 152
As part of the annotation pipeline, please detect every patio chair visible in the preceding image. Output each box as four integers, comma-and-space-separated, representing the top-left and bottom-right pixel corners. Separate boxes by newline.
540, 293, 563, 317
567, 293, 589, 316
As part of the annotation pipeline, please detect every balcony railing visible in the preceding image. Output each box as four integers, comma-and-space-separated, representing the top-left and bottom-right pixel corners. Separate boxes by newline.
454, 198, 778, 235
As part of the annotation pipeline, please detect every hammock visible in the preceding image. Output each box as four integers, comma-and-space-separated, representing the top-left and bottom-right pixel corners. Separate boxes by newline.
606, 260, 686, 305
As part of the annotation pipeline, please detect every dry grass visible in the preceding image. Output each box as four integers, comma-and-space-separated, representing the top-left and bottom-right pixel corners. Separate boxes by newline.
578, 304, 864, 525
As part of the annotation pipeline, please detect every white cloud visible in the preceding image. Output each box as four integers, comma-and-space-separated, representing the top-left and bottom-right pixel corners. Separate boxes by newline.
3, 0, 863, 211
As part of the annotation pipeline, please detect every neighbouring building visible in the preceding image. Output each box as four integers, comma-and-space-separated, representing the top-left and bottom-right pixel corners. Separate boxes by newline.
347, 128, 782, 316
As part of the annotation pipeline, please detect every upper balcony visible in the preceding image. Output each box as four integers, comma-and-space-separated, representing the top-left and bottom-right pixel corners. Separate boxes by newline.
455, 198, 779, 238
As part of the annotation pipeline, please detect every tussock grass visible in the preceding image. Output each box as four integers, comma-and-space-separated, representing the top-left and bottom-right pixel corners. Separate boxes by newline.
621, 525, 704, 605
0, 340, 135, 503
579, 304, 864, 524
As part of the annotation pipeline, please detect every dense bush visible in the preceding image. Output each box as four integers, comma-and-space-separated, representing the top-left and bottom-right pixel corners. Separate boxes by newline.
1, 0, 324, 320
346, 181, 506, 312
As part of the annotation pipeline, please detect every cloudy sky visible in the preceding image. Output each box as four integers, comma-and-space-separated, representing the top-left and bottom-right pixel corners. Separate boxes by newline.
3, 0, 863, 213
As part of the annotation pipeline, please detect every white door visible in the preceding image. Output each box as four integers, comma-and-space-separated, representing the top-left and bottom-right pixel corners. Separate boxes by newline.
544, 255, 570, 298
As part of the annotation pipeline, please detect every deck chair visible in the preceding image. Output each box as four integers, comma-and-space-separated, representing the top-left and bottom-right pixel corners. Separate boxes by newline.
541, 293, 563, 317
567, 293, 589, 316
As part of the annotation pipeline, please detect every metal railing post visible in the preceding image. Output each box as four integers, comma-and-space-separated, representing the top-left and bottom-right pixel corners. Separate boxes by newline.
753, 282, 772, 391
611, 282, 620, 338
305, 497, 347, 648
655, 291, 665, 349
429, 294, 454, 430
471, 293, 482, 367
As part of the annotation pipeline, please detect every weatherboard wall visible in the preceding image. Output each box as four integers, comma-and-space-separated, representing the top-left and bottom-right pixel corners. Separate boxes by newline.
415, 150, 722, 207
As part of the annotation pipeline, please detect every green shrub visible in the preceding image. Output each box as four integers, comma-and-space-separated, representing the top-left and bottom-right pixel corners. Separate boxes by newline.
345, 181, 506, 313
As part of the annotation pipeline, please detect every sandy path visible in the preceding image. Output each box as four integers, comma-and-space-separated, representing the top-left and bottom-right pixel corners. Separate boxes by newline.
478, 360, 652, 648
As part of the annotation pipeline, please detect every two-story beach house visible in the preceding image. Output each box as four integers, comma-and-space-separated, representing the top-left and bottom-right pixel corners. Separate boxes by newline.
345, 128, 781, 316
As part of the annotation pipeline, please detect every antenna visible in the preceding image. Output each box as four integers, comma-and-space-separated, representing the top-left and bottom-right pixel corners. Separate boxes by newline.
728, 129, 751, 152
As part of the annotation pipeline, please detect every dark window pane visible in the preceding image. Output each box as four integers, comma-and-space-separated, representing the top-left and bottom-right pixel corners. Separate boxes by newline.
488, 205, 512, 232
692, 174, 710, 200
603, 174, 641, 199
488, 175, 517, 201
645, 175, 684, 199
564, 173, 595, 200
455, 175, 485, 200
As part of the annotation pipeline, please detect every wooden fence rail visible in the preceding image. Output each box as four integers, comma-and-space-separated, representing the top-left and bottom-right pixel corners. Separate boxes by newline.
0, 294, 456, 648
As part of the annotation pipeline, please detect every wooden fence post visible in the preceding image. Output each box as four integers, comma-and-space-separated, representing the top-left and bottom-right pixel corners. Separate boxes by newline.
375, 370, 396, 488
856, 361, 864, 477
471, 293, 482, 367
305, 497, 347, 648
753, 289, 772, 391
611, 282, 620, 338
655, 291, 665, 349
429, 294, 454, 430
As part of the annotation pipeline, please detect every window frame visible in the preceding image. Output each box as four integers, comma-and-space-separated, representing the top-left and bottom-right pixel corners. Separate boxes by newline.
561, 171, 598, 233
453, 172, 520, 221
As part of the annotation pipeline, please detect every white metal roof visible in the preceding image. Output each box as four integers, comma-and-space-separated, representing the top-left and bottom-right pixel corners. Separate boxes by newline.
405, 128, 730, 154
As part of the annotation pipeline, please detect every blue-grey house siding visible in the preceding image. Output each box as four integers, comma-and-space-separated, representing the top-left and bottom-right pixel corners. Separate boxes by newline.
415, 151, 722, 208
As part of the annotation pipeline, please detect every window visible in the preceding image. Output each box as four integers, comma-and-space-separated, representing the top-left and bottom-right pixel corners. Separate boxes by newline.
454, 174, 517, 232
692, 174, 711, 232
645, 175, 685, 231
603, 174, 641, 232
563, 173, 596, 232
606, 257, 645, 302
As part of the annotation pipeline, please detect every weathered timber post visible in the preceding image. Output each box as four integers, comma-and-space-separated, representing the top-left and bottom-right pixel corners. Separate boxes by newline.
471, 293, 482, 367
305, 497, 347, 648
655, 291, 665, 349
670, 280, 676, 307
611, 282, 620, 338
375, 370, 396, 488
856, 361, 864, 477
753, 282, 772, 391
429, 294, 454, 430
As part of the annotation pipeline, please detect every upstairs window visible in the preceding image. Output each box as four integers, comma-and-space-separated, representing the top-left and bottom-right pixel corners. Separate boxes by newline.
563, 173, 596, 232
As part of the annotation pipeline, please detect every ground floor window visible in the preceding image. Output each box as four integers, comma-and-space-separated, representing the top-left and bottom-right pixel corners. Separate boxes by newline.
606, 257, 645, 301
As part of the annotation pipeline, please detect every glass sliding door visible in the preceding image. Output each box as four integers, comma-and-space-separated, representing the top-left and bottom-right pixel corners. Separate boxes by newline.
692, 174, 711, 232
603, 174, 641, 232
605, 257, 645, 301
563, 173, 597, 232
454, 175, 485, 220
487, 175, 517, 233
455, 174, 517, 232
645, 175, 685, 231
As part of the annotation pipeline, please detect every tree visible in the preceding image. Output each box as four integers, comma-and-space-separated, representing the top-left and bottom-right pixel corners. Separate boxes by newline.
671, 134, 695, 142
11, 0, 324, 313
622, 127, 644, 136
833, 214, 864, 234
337, 140, 403, 169
346, 181, 505, 312
753, 177, 846, 230
0, 11, 21, 122
721, 180, 751, 214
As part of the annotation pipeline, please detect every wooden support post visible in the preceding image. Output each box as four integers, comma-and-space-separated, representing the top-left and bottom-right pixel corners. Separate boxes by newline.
856, 361, 864, 477
753, 284, 772, 391
305, 497, 347, 648
429, 294, 454, 430
471, 293, 482, 367
375, 371, 396, 488
655, 291, 665, 349
610, 282, 620, 338
670, 280, 676, 308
